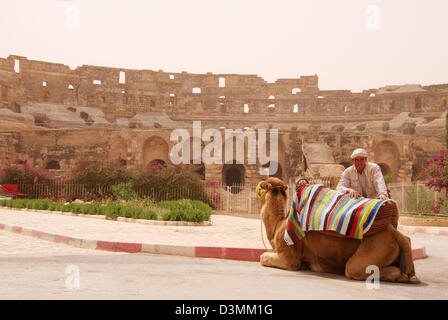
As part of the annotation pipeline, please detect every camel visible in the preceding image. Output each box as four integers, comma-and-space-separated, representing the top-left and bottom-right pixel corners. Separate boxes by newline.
257, 177, 420, 283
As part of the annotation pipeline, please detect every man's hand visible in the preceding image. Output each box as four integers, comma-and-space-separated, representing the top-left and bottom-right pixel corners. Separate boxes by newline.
346, 188, 360, 198
378, 194, 388, 200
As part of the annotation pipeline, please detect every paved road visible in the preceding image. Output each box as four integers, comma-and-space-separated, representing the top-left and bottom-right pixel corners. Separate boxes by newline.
0, 230, 447, 300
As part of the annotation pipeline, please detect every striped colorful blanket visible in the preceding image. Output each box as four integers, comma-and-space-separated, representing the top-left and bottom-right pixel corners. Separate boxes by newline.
284, 184, 388, 245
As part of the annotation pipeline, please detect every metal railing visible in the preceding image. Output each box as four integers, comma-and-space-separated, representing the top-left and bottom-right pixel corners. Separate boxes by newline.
16, 178, 444, 216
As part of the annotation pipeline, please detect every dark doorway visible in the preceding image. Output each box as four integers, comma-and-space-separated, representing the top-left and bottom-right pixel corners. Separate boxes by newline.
223, 164, 245, 193
46, 160, 60, 170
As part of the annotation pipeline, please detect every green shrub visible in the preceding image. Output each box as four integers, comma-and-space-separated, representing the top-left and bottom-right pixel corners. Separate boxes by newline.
112, 182, 137, 201
104, 203, 120, 219
140, 209, 158, 220
159, 199, 212, 222
1, 198, 194, 222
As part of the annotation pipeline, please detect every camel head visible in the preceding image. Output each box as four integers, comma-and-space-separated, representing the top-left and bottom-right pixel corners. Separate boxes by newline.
256, 177, 289, 215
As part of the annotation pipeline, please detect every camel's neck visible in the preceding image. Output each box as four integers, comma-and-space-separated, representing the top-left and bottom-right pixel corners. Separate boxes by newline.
262, 197, 288, 242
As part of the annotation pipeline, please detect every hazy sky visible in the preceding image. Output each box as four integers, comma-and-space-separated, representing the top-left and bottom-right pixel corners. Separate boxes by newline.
1, 0, 447, 92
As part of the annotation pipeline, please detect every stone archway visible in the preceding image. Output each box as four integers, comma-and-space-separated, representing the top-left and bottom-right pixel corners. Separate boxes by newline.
109, 135, 128, 165
45, 160, 60, 170
148, 159, 167, 167
142, 136, 170, 166
373, 140, 400, 182
378, 163, 392, 184
222, 164, 245, 193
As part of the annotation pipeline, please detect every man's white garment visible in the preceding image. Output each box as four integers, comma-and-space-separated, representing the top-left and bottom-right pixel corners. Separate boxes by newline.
336, 162, 388, 198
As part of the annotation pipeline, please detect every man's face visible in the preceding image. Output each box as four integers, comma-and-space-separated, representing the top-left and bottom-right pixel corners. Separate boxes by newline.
352, 156, 367, 173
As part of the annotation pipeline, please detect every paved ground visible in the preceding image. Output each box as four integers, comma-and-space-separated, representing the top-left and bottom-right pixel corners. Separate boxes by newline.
0, 230, 447, 300
0, 207, 447, 299
0, 208, 268, 249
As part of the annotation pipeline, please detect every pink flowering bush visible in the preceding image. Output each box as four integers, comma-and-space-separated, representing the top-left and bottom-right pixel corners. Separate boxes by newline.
0, 157, 54, 184
420, 150, 448, 214
421, 150, 448, 192
132, 163, 203, 191
67, 156, 131, 186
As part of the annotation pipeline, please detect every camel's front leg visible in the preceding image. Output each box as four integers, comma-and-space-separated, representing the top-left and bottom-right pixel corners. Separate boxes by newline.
260, 251, 301, 271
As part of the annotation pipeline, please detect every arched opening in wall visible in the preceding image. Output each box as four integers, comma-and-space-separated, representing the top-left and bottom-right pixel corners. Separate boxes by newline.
293, 104, 298, 113
412, 163, 424, 181
374, 140, 400, 182
389, 100, 396, 112
148, 159, 167, 169
262, 161, 282, 180
219, 77, 225, 88
222, 164, 245, 193
45, 160, 61, 170
169, 93, 176, 106
292, 88, 301, 94
340, 161, 351, 169
14, 59, 20, 73
243, 104, 249, 113
220, 102, 227, 113
378, 163, 392, 178
67, 85, 75, 99
109, 135, 128, 167
415, 97, 422, 111
192, 87, 201, 94
142, 136, 170, 166
119, 71, 125, 84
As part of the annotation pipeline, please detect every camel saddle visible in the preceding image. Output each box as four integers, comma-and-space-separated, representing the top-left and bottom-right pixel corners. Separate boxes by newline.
284, 184, 399, 244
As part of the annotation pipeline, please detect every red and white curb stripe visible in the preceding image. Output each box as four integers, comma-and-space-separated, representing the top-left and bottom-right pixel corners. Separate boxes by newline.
0, 223, 266, 261
0, 223, 427, 261
398, 225, 448, 237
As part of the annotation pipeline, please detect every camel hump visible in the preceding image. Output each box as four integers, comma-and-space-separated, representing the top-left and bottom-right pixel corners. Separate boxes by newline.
364, 201, 399, 237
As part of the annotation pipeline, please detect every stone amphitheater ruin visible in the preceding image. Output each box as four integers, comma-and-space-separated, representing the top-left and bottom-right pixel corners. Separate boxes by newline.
0, 54, 446, 186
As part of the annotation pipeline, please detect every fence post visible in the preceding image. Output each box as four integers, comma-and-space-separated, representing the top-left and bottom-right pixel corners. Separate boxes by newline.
416, 183, 419, 212
401, 182, 405, 213
248, 186, 252, 214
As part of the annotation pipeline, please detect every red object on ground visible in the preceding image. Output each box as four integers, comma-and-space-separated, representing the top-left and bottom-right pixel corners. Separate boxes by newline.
0, 184, 26, 196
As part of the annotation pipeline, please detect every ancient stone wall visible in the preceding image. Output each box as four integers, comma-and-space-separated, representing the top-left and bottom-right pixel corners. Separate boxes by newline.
0, 55, 446, 185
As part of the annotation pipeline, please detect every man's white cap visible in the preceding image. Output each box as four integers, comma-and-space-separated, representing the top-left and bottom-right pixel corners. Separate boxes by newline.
351, 148, 367, 159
